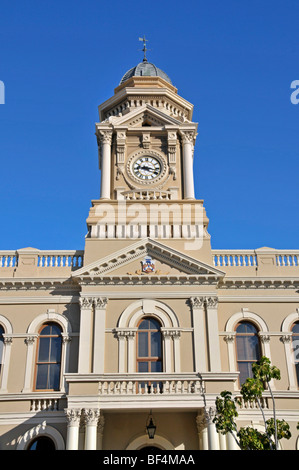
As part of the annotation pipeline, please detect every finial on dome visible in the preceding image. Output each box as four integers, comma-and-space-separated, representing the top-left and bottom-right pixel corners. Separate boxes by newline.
139, 35, 149, 62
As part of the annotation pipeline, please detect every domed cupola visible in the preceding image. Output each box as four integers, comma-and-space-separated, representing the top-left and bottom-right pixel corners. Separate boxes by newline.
119, 36, 172, 85
120, 60, 172, 85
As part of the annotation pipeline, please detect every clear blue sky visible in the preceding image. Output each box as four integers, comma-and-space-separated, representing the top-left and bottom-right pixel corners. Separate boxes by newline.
0, 0, 298, 251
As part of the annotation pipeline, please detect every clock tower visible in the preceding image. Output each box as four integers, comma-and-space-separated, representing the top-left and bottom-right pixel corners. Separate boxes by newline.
84, 51, 213, 267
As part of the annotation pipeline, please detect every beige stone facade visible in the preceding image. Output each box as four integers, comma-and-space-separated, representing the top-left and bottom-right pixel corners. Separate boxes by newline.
0, 59, 298, 451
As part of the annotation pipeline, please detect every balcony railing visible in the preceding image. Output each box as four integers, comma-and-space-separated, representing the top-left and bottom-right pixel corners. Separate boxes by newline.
0, 250, 84, 270
98, 374, 205, 396
213, 250, 299, 268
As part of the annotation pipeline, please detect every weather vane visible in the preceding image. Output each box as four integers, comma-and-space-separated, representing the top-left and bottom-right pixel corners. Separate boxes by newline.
139, 35, 150, 62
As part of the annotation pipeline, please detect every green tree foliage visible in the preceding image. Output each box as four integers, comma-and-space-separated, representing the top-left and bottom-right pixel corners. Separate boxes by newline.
213, 357, 292, 450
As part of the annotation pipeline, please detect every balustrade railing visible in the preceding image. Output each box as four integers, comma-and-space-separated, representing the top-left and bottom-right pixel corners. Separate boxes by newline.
0, 250, 84, 269
213, 251, 257, 267
0, 252, 18, 267
37, 251, 84, 268
30, 398, 60, 412
213, 250, 299, 268
98, 375, 204, 396
122, 190, 172, 201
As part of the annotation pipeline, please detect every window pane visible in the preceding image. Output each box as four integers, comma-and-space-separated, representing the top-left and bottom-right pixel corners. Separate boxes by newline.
151, 361, 162, 372
48, 363, 60, 390
50, 324, 62, 336
238, 362, 253, 385
138, 362, 148, 372
0, 337, 4, 364
236, 335, 260, 361
40, 325, 51, 335
139, 320, 149, 330
151, 331, 161, 357
38, 338, 50, 362
50, 337, 62, 362
35, 364, 48, 389
138, 332, 148, 357
292, 323, 299, 334
148, 319, 160, 330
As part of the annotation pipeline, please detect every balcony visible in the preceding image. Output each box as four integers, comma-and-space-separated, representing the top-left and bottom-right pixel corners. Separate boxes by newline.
65, 372, 238, 411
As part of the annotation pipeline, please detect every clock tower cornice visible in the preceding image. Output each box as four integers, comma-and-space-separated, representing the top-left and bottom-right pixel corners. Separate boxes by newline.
98, 83, 194, 123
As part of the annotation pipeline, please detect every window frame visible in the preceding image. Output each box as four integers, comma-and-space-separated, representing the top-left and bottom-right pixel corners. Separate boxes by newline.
33, 322, 63, 392
136, 317, 163, 374
291, 321, 299, 387
235, 320, 261, 386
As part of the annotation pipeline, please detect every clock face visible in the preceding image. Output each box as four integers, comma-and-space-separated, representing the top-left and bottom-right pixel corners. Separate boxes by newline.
132, 156, 162, 180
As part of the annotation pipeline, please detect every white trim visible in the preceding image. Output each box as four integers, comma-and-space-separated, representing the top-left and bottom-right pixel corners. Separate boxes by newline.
126, 433, 175, 450
281, 311, 299, 390
23, 310, 72, 393
16, 422, 65, 450
116, 299, 180, 373
0, 314, 13, 392
225, 310, 271, 391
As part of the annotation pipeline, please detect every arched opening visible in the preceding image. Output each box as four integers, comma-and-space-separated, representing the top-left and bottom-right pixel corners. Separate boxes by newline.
0, 325, 4, 379
34, 322, 62, 391
27, 436, 56, 451
235, 321, 261, 386
137, 317, 162, 392
292, 322, 299, 387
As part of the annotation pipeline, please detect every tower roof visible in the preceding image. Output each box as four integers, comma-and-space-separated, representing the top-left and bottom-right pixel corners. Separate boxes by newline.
119, 59, 172, 85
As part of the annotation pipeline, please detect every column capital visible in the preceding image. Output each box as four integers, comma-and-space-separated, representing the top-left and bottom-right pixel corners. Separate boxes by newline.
205, 296, 218, 308
65, 408, 82, 426
180, 130, 197, 144
93, 297, 108, 309
190, 296, 205, 308
98, 129, 113, 145
79, 296, 93, 309
83, 408, 101, 426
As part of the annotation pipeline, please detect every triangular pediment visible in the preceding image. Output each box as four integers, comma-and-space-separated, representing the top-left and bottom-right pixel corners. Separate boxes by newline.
72, 238, 224, 282
107, 104, 184, 128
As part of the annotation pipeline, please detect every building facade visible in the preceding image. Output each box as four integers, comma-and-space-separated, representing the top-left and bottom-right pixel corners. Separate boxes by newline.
0, 56, 299, 451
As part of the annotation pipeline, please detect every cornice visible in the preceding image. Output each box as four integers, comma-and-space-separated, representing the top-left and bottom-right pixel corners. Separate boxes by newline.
0, 277, 79, 291
219, 276, 299, 290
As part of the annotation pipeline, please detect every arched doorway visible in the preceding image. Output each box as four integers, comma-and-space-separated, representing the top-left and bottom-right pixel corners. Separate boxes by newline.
27, 436, 56, 450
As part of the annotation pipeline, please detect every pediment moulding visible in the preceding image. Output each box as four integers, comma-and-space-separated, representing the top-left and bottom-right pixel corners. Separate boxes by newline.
72, 238, 224, 282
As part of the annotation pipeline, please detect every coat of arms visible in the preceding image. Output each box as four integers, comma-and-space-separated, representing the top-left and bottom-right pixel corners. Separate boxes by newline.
141, 256, 155, 273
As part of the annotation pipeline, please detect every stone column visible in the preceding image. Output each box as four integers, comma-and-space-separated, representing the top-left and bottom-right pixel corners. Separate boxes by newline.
60, 334, 72, 392
97, 415, 105, 450
93, 297, 108, 374
172, 330, 181, 373
181, 131, 195, 199
161, 329, 172, 373
99, 130, 112, 200
115, 330, 127, 373
128, 330, 137, 373
206, 407, 220, 450
78, 297, 93, 374
227, 431, 240, 450
22, 335, 38, 392
83, 409, 100, 450
196, 412, 208, 450
65, 409, 81, 450
205, 296, 221, 372
0, 337, 12, 392
190, 297, 207, 372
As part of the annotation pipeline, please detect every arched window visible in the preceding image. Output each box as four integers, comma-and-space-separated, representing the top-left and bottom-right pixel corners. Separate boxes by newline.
0, 325, 4, 378
235, 321, 261, 386
34, 322, 62, 391
137, 318, 162, 373
292, 322, 299, 386
27, 436, 56, 451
